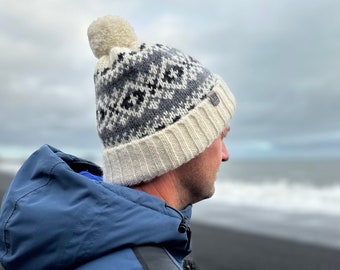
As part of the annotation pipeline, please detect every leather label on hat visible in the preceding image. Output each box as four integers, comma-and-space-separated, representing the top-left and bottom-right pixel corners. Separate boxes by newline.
208, 91, 220, 106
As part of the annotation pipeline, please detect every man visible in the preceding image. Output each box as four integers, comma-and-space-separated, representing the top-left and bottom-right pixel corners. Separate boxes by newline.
0, 16, 235, 269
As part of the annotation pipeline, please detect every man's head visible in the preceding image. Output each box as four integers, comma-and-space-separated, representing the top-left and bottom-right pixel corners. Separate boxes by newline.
87, 16, 236, 186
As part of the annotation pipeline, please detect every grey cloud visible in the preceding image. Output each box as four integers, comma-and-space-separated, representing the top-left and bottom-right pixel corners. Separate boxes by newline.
1, 0, 339, 159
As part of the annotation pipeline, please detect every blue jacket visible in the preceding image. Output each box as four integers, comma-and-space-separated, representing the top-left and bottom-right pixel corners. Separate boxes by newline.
0, 145, 192, 269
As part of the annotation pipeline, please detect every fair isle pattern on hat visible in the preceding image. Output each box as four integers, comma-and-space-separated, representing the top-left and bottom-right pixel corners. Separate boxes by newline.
95, 43, 215, 147
88, 16, 236, 186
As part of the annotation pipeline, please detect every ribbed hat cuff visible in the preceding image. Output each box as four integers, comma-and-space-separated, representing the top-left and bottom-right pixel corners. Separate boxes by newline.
102, 78, 236, 186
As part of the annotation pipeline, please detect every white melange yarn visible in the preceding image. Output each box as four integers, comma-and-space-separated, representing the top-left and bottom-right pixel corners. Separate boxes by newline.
87, 16, 236, 186
87, 16, 138, 58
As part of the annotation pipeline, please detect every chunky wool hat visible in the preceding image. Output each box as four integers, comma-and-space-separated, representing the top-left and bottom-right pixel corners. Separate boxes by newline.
87, 16, 236, 186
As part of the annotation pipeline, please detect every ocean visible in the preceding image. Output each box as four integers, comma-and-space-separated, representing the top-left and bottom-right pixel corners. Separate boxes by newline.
212, 159, 340, 214
193, 159, 340, 249
1, 158, 340, 249
1, 158, 340, 214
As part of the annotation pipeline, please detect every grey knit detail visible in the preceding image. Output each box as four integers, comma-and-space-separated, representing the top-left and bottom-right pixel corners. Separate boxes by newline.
95, 43, 215, 148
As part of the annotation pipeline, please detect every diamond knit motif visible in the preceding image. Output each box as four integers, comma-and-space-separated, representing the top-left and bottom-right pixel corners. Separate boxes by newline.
95, 43, 215, 147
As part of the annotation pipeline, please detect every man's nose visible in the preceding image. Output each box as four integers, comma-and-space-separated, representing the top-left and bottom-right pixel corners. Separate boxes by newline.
221, 141, 229, 162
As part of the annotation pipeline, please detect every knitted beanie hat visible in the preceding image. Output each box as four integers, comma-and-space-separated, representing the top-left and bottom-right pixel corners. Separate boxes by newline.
87, 16, 236, 186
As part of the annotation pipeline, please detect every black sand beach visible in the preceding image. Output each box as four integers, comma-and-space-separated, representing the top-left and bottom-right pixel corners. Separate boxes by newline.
190, 222, 340, 270
0, 171, 13, 270
1, 171, 340, 270
0, 172, 13, 204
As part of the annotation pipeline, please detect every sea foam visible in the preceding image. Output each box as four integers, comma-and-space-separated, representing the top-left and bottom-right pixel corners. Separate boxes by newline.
212, 179, 340, 215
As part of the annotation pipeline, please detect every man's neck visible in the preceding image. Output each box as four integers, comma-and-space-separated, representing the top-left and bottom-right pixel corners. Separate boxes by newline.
132, 171, 187, 210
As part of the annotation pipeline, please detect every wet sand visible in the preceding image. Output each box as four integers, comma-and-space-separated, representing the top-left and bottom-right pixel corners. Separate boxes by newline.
190, 222, 340, 270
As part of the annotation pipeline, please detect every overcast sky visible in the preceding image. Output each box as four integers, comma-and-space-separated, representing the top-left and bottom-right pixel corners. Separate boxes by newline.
1, 0, 339, 161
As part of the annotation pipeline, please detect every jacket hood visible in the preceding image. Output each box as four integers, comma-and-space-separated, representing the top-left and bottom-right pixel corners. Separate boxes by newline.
0, 145, 192, 269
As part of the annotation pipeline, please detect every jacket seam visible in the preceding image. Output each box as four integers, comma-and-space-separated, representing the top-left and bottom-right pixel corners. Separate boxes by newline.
1, 161, 64, 263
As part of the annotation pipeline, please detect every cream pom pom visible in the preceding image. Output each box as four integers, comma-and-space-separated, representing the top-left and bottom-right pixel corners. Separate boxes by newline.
87, 16, 138, 59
